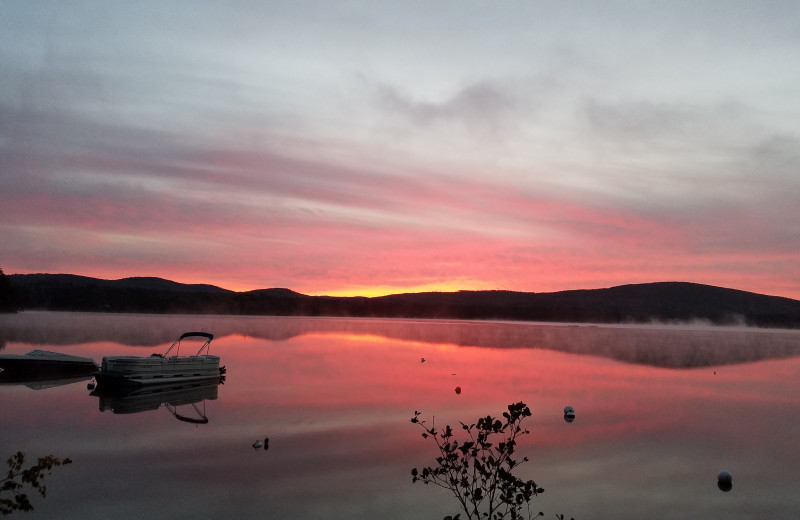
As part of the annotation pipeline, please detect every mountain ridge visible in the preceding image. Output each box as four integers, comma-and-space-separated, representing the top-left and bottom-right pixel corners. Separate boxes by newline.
6, 273, 800, 328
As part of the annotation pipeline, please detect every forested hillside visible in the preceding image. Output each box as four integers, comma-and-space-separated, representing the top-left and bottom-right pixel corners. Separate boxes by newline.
8, 274, 800, 328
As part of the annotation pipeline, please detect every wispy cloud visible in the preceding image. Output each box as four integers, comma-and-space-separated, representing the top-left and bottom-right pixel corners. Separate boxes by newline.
376, 80, 516, 129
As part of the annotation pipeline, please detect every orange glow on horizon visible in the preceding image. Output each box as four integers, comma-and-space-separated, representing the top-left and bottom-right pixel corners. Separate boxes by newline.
305, 280, 496, 298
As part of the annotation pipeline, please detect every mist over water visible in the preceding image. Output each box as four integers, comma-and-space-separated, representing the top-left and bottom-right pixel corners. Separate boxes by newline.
3, 311, 800, 368
1, 312, 800, 519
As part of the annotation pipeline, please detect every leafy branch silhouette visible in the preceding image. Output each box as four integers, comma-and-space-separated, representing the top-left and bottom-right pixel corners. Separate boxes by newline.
1, 452, 72, 515
411, 402, 547, 520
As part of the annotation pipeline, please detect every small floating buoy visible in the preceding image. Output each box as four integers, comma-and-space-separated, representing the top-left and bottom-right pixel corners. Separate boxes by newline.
717, 470, 732, 492
421, 358, 425, 363
87, 381, 96, 390
252, 440, 263, 450
454, 386, 462, 395
564, 405, 575, 423
264, 437, 269, 451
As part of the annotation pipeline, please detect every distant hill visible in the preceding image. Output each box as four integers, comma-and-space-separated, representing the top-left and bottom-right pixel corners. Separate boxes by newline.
7, 274, 233, 314
7, 274, 800, 328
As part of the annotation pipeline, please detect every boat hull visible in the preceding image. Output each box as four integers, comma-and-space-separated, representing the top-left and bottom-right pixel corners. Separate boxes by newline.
0, 350, 99, 383
96, 354, 221, 390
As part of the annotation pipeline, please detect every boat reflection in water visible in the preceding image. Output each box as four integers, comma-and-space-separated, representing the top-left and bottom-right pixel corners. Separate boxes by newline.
91, 378, 223, 424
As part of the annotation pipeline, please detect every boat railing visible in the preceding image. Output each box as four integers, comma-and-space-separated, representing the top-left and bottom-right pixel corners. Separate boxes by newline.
161, 332, 215, 358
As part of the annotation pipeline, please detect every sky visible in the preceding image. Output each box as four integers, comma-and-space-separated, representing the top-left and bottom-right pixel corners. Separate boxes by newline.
1, 1, 799, 298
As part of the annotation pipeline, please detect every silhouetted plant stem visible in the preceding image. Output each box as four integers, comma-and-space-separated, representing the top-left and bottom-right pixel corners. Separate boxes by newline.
1, 452, 72, 515
411, 402, 545, 520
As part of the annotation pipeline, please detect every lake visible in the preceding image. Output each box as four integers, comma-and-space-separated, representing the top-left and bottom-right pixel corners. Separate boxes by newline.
1, 312, 800, 519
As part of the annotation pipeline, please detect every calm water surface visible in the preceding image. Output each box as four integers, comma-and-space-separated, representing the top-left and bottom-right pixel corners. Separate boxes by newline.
1, 312, 800, 520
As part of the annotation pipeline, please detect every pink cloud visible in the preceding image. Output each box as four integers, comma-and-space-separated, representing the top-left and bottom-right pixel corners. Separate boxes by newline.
2, 98, 799, 299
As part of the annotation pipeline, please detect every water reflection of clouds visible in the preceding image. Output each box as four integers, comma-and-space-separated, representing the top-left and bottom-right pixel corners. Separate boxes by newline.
2, 314, 800, 519
226, 329, 800, 516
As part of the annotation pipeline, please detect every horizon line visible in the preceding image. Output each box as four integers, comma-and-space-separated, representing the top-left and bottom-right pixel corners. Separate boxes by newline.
8, 271, 797, 302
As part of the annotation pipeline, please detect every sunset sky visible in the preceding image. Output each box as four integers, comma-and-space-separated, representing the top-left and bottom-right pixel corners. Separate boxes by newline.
2, 1, 799, 298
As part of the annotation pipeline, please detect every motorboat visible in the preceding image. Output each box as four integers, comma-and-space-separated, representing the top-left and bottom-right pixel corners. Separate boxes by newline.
95, 332, 222, 390
0, 350, 99, 385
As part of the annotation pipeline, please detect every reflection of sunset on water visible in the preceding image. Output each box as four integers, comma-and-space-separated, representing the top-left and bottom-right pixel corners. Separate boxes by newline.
1, 314, 800, 519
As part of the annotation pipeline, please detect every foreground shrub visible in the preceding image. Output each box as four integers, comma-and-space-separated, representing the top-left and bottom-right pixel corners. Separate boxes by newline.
1, 452, 72, 515
411, 402, 545, 520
